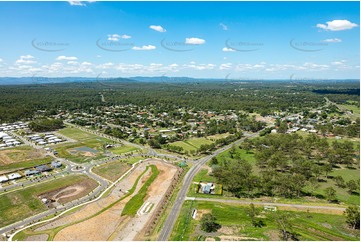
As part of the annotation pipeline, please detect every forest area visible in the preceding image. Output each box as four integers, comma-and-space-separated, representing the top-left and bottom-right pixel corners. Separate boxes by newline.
0, 80, 359, 123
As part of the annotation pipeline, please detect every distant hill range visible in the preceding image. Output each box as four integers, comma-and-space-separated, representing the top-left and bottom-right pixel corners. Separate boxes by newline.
0, 76, 359, 85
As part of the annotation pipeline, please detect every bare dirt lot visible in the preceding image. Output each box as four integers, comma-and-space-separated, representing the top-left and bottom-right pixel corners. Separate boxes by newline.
38, 178, 98, 206
25, 234, 49, 241
34, 159, 178, 241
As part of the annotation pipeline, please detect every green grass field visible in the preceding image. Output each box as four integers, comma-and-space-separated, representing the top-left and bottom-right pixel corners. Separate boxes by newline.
170, 201, 359, 241
304, 166, 360, 205
0, 146, 52, 173
337, 103, 360, 121
108, 145, 139, 155
92, 161, 131, 182
57, 127, 99, 140
216, 146, 256, 165
170, 137, 215, 153
121, 165, 159, 216
0, 175, 94, 228
54, 127, 115, 163
193, 169, 217, 183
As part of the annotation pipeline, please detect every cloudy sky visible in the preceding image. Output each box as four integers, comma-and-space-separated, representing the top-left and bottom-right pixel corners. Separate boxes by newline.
0, 1, 359, 79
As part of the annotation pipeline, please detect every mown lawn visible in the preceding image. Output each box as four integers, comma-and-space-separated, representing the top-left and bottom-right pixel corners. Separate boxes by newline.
193, 169, 217, 183
0, 175, 93, 228
57, 127, 99, 141
170, 201, 359, 241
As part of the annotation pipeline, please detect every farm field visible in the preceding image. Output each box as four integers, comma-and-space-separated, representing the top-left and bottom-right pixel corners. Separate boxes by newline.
54, 127, 115, 163
0, 175, 96, 228
170, 201, 359, 241
92, 160, 131, 182
0, 146, 51, 173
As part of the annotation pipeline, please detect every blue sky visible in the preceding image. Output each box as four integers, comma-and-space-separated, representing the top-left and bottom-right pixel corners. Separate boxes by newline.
0, 1, 359, 79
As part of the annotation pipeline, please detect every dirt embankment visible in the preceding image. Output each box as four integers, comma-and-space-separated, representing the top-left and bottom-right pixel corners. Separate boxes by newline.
35, 159, 178, 242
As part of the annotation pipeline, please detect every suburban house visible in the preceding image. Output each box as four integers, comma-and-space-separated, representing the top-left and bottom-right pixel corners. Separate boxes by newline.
35, 165, 53, 172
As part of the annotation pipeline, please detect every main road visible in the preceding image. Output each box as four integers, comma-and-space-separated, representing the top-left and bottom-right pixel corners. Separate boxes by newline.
158, 132, 259, 241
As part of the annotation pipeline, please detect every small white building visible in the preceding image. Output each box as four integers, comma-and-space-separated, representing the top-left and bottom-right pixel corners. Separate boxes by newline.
0, 175, 8, 182
8, 173, 22, 180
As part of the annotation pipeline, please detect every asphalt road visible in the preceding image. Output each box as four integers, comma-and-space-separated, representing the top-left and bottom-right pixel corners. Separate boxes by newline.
158, 132, 259, 241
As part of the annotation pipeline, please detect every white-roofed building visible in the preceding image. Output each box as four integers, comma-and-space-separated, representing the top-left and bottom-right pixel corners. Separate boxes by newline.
8, 173, 22, 180
0, 175, 8, 182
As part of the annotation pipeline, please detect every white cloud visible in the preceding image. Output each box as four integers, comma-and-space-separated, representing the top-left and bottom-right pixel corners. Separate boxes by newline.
185, 37, 206, 45
149, 25, 166, 32
68, 1, 85, 6
96, 62, 114, 69
316, 20, 358, 31
184, 63, 215, 70
15, 55, 36, 65
107, 34, 132, 41
56, 56, 78, 61
0, 58, 3, 62
121, 34, 131, 39
220, 23, 228, 31
107, 34, 121, 41
68, 1, 96, 6
323, 38, 342, 43
132, 45, 156, 51
222, 47, 235, 52
67, 61, 78, 65
220, 63, 232, 70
